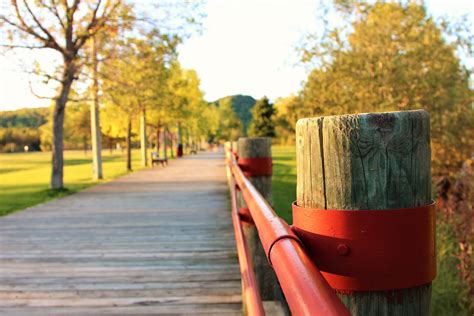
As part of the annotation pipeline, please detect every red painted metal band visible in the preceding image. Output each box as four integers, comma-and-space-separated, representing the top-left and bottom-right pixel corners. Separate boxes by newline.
238, 207, 254, 224
292, 202, 436, 292
237, 157, 272, 177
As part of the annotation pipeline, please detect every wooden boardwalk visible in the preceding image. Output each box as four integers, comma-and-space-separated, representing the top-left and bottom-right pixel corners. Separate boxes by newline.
0, 150, 243, 315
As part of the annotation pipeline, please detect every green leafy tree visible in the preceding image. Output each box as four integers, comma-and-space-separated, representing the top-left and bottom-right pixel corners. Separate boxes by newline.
212, 95, 256, 135
178, 69, 209, 150
0, 0, 122, 189
0, 108, 48, 128
101, 38, 141, 171
300, 1, 473, 175
248, 96, 276, 137
274, 95, 302, 145
39, 102, 90, 152
67, 104, 91, 154
215, 99, 242, 141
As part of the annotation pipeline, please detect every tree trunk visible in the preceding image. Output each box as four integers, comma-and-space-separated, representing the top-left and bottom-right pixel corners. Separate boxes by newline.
187, 128, 191, 154
83, 136, 87, 156
163, 128, 168, 159
109, 137, 113, 155
90, 36, 103, 180
51, 61, 76, 189
126, 117, 132, 171
156, 122, 161, 156
140, 109, 147, 166
170, 131, 175, 159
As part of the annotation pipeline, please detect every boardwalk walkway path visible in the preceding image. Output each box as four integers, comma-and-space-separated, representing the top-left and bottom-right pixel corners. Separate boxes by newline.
0, 150, 243, 315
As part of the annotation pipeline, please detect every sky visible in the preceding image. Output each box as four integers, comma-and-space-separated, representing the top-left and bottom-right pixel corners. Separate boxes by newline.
0, 0, 473, 110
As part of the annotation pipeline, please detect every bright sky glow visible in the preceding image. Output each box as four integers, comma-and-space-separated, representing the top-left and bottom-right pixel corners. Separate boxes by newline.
0, 0, 472, 110
178, 0, 317, 102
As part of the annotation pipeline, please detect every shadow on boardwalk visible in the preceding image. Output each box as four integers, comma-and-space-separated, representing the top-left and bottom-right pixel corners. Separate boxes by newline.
0, 150, 242, 315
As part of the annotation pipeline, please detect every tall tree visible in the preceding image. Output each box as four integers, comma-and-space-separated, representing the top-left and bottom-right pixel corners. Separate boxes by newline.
0, 1, 122, 189
274, 95, 301, 144
300, 1, 473, 175
68, 103, 91, 154
101, 38, 140, 171
90, 35, 103, 179
248, 96, 276, 137
86, 3, 132, 178
215, 100, 242, 141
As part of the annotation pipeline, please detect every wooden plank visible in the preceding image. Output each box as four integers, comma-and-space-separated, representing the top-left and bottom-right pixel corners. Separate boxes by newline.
0, 150, 242, 314
0, 304, 243, 316
0, 287, 241, 297
0, 294, 243, 307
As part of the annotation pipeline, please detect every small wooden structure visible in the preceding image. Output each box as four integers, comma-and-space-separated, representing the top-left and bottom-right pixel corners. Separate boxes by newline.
150, 151, 168, 167
237, 137, 286, 307
295, 110, 433, 314
226, 110, 435, 315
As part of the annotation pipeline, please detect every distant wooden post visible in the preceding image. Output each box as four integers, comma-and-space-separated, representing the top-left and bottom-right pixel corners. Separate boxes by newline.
238, 137, 287, 312
296, 110, 432, 315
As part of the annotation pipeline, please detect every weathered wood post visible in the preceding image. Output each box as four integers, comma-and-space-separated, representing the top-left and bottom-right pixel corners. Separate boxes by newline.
295, 110, 433, 315
238, 137, 287, 312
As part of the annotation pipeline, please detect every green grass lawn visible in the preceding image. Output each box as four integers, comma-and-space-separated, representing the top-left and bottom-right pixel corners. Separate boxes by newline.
271, 145, 465, 316
0, 149, 145, 216
272, 146, 297, 223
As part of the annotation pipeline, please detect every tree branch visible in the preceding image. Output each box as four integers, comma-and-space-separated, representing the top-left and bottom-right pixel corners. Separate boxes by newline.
74, 0, 122, 51
0, 43, 48, 49
10, 1, 48, 42
20, 1, 51, 35
39, 0, 66, 30
28, 80, 55, 100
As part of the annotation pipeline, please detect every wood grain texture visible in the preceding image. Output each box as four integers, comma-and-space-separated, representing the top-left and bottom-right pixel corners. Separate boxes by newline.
0, 150, 241, 315
237, 137, 288, 314
296, 110, 432, 315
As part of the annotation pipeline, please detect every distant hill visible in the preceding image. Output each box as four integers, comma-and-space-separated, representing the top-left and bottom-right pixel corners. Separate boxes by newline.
212, 95, 256, 134
0, 107, 49, 128
0, 107, 49, 152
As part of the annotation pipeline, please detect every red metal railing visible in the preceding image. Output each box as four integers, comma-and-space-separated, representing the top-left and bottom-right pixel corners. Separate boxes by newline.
225, 147, 350, 316
228, 168, 265, 316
